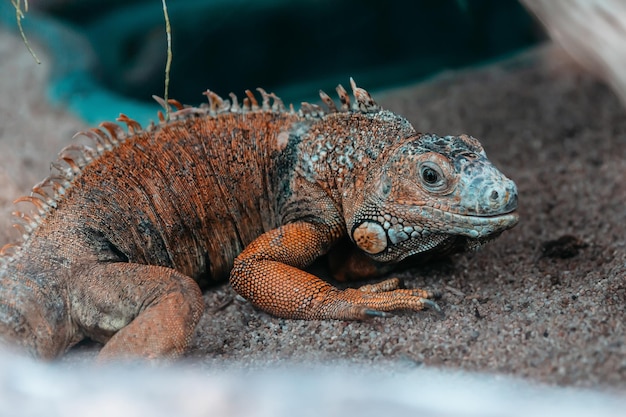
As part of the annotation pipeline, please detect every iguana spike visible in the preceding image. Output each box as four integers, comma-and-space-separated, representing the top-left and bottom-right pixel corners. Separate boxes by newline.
229, 93, 241, 112
350, 77, 380, 112
202, 90, 215, 114
117, 114, 143, 135
203, 90, 214, 112
34, 177, 69, 201
167, 98, 184, 111
59, 153, 87, 171
300, 102, 323, 118
257, 88, 271, 110
299, 102, 311, 117
63, 156, 82, 174
319, 90, 337, 113
31, 182, 51, 201
51, 158, 79, 181
171, 107, 206, 119
217, 93, 231, 113
59, 144, 96, 167
88, 128, 115, 151
31, 180, 58, 209
13, 196, 49, 215
336, 84, 350, 111
153, 97, 172, 123
12, 222, 32, 238
100, 122, 126, 145
0, 243, 18, 257
245, 90, 260, 111
269, 93, 285, 112
152, 95, 168, 111
203, 90, 227, 115
73, 130, 107, 154
218, 97, 231, 114
50, 176, 71, 193
60, 144, 94, 154
11, 211, 39, 229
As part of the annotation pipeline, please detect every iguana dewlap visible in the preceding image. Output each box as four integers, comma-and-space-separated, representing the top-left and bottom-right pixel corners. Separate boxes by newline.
0, 80, 518, 360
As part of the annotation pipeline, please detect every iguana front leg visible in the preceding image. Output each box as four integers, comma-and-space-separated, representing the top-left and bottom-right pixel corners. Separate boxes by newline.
230, 222, 440, 320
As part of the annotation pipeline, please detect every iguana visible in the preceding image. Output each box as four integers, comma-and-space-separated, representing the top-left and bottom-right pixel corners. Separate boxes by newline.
0, 79, 518, 360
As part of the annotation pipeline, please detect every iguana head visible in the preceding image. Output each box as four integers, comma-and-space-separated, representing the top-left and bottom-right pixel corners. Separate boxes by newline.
347, 132, 518, 263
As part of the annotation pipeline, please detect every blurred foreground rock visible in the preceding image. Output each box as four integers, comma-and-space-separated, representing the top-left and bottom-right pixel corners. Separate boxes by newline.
1, 350, 625, 417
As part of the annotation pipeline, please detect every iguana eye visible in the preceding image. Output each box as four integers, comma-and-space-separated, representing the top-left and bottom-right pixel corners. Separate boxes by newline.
419, 162, 447, 191
421, 167, 439, 184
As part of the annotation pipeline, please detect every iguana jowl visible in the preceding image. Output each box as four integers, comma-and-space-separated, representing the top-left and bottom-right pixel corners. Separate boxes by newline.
0, 79, 518, 360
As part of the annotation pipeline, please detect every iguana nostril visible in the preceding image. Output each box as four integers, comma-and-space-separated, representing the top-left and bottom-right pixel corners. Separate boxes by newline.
490, 190, 499, 200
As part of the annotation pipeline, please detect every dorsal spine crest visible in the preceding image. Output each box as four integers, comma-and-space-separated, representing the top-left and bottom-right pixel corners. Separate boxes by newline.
0, 79, 381, 265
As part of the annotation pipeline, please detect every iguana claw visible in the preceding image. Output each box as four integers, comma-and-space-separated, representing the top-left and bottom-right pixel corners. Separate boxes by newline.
422, 298, 443, 315
364, 309, 390, 318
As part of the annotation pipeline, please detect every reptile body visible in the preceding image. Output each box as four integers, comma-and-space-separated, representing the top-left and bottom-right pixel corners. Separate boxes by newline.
0, 80, 518, 359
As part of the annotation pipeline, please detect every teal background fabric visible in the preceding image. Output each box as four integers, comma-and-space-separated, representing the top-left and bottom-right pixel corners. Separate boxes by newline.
2, 0, 541, 124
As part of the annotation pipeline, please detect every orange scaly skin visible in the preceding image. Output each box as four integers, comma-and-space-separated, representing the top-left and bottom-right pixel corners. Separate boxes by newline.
0, 80, 518, 360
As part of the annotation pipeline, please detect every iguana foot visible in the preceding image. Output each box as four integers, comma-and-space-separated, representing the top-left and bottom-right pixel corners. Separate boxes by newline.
356, 277, 442, 316
358, 277, 442, 298
317, 284, 442, 320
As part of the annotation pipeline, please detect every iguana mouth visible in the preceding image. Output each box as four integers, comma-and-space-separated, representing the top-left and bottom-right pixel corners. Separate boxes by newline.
456, 211, 519, 238
413, 207, 519, 239
454, 212, 518, 252
461, 210, 519, 225
467, 209, 518, 218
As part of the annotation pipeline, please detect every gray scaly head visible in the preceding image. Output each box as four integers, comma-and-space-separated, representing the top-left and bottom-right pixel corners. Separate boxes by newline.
341, 98, 519, 263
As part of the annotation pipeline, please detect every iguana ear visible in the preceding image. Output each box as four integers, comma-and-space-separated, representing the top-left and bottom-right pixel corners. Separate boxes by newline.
376, 171, 392, 198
